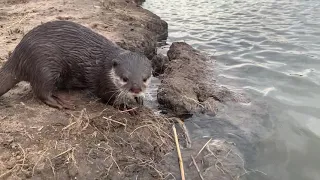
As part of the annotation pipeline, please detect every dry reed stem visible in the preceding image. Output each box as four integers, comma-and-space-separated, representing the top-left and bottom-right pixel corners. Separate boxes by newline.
172, 125, 185, 180
196, 138, 212, 158
119, 106, 138, 113
62, 121, 77, 130
129, 124, 152, 136
176, 118, 192, 148
103, 116, 126, 126
191, 155, 204, 180
188, 138, 212, 167
52, 147, 73, 159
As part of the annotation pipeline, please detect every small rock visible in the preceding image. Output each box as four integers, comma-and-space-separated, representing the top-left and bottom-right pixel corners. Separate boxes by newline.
68, 163, 79, 178
151, 53, 169, 76
157, 42, 246, 116
2, 136, 14, 147
35, 162, 46, 172
6, 159, 16, 169
0, 152, 12, 161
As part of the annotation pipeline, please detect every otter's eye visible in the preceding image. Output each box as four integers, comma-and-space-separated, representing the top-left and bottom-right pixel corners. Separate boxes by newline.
122, 77, 128, 82
143, 78, 147, 82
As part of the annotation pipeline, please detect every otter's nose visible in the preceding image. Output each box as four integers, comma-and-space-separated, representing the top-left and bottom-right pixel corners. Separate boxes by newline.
130, 87, 142, 94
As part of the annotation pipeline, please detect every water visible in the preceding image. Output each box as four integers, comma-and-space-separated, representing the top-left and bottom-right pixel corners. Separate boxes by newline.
142, 0, 320, 180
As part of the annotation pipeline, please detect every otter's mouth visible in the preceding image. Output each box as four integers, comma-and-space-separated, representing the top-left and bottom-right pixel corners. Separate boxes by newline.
121, 90, 145, 106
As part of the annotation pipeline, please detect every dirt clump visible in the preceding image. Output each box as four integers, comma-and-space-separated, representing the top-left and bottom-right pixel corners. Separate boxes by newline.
0, 91, 175, 179
157, 42, 249, 117
99, 0, 168, 59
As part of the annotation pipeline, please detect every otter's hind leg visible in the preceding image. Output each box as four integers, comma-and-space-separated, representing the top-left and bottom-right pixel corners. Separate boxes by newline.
0, 68, 19, 96
30, 70, 71, 109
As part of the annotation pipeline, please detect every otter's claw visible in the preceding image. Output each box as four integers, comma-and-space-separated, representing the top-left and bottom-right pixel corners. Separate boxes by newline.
135, 96, 144, 106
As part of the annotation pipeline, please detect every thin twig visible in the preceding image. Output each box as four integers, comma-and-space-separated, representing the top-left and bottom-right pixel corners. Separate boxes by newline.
17, 143, 26, 171
191, 155, 204, 180
0, 164, 26, 179
119, 107, 137, 112
0, 144, 27, 178
52, 148, 73, 159
129, 124, 152, 136
172, 125, 185, 180
196, 138, 212, 158
46, 157, 56, 177
188, 138, 212, 167
62, 121, 77, 130
32, 149, 48, 176
103, 116, 126, 126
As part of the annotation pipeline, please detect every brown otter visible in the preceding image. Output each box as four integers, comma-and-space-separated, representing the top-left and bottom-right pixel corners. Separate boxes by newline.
0, 20, 152, 110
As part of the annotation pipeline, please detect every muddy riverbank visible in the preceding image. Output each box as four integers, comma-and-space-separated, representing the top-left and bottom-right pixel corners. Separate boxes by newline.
0, 0, 248, 179
0, 0, 173, 179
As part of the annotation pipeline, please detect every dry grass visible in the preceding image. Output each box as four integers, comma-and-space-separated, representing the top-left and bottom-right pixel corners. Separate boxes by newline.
0, 143, 27, 179
0, 104, 176, 179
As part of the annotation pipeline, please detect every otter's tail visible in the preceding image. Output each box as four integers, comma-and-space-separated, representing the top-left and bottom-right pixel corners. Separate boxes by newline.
0, 65, 19, 97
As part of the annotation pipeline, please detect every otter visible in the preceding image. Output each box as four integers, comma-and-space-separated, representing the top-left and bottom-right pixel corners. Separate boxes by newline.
0, 20, 152, 110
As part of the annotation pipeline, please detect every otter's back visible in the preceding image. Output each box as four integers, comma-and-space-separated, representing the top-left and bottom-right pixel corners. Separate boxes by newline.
7, 20, 119, 81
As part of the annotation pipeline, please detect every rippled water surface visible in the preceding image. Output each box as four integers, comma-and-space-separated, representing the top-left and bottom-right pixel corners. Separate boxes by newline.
143, 0, 320, 180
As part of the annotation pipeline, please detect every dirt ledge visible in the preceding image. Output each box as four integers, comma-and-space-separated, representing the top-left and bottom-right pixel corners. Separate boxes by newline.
156, 42, 249, 117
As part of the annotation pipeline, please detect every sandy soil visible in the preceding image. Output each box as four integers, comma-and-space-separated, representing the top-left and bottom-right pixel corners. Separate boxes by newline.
0, 0, 174, 179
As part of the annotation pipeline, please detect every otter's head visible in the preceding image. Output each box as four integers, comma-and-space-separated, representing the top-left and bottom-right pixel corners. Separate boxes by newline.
110, 51, 152, 99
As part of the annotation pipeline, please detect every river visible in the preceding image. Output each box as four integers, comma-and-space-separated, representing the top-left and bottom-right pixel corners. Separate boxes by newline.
143, 0, 320, 180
